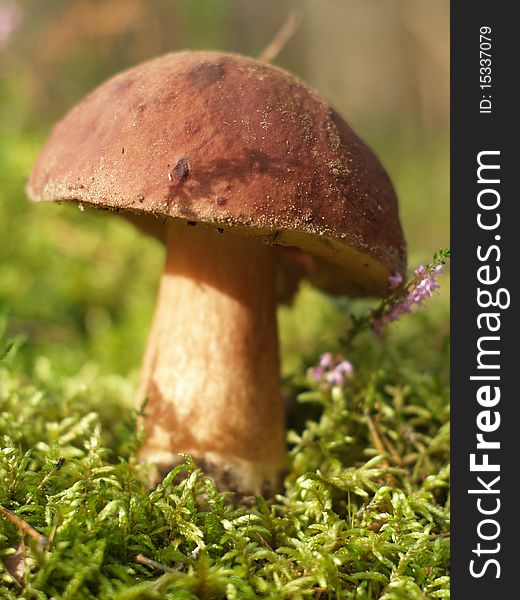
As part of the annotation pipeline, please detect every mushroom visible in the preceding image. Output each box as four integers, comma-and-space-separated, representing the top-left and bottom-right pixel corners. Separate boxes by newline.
27, 51, 406, 495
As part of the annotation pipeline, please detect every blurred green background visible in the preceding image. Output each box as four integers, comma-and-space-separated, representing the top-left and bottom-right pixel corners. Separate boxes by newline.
0, 0, 449, 380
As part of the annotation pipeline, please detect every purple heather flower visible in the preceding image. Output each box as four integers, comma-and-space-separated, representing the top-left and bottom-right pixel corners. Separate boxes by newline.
388, 272, 403, 289
326, 369, 346, 387
309, 366, 324, 383
374, 263, 444, 336
319, 352, 334, 368
336, 360, 354, 376
310, 353, 354, 389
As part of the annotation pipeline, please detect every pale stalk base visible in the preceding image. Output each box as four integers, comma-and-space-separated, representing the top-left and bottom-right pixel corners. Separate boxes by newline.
137, 221, 286, 495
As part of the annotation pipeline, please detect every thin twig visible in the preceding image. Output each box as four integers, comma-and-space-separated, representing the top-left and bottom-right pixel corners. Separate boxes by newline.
136, 545, 201, 574
0, 505, 48, 550
258, 9, 303, 63
381, 432, 405, 468
136, 553, 177, 573
365, 411, 397, 486
365, 411, 389, 465
45, 512, 62, 551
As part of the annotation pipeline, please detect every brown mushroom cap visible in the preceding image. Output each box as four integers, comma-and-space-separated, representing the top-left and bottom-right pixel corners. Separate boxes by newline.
27, 50, 406, 296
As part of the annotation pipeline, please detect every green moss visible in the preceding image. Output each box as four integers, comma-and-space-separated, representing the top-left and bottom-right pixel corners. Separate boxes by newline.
0, 293, 449, 599
0, 130, 449, 598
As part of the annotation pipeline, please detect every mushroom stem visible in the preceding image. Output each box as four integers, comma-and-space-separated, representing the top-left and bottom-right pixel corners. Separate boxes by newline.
137, 220, 286, 494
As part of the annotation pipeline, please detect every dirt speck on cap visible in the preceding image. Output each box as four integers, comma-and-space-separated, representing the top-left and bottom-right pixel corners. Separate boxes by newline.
169, 158, 190, 182
187, 61, 224, 90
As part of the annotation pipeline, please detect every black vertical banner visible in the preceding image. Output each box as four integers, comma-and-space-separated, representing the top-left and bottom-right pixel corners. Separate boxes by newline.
452, 3, 516, 598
